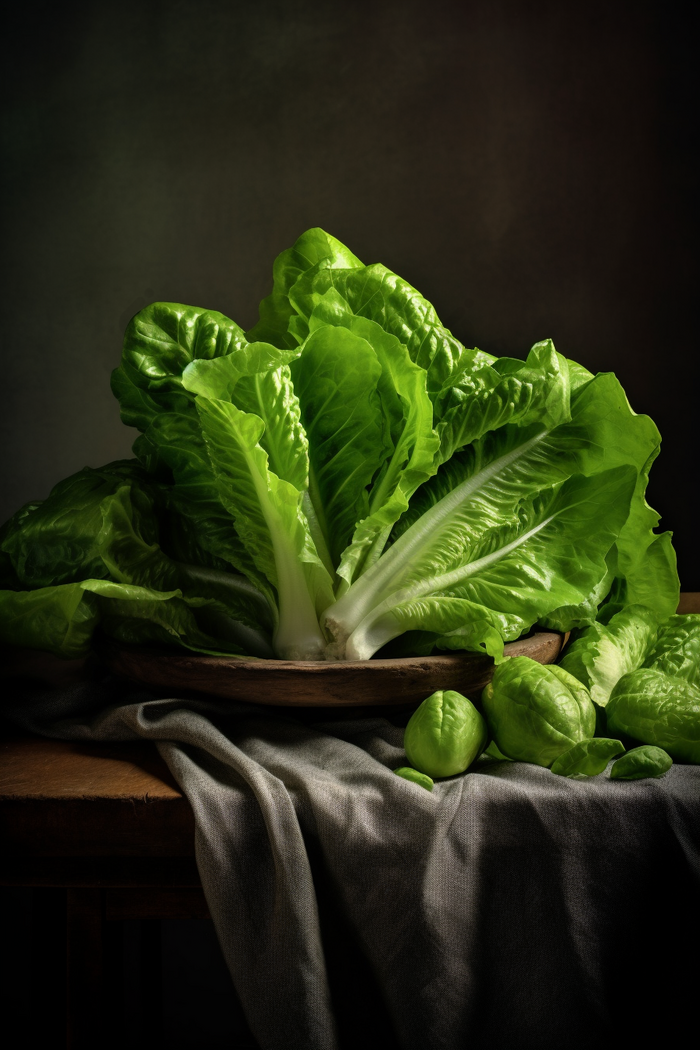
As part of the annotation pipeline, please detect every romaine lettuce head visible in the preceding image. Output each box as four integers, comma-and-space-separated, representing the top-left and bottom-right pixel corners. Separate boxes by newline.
482, 657, 596, 766
606, 669, 700, 763
0, 228, 680, 663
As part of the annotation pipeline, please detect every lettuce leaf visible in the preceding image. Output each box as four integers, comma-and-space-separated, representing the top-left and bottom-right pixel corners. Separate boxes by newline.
558, 605, 658, 706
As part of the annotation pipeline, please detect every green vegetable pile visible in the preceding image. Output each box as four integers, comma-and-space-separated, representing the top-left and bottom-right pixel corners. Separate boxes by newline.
396, 613, 700, 788
0, 228, 682, 667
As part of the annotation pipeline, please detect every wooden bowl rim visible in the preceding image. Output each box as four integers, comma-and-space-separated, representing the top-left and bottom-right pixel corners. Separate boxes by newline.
103, 628, 565, 672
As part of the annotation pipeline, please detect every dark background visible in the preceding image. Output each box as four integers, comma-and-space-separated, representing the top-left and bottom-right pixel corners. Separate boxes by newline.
1, 0, 697, 583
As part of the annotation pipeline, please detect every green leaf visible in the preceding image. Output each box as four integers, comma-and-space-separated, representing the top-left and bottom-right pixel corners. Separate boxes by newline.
180, 341, 298, 403
95, 486, 275, 652
602, 532, 679, 626
247, 228, 363, 348
558, 605, 658, 706
112, 306, 294, 603
393, 767, 434, 791
567, 358, 595, 393
524, 371, 678, 629
227, 366, 309, 492
610, 745, 673, 780
0, 463, 150, 588
111, 302, 253, 433
482, 740, 513, 761
87, 579, 256, 657
0, 583, 100, 658
303, 291, 440, 582
122, 302, 248, 382
557, 373, 678, 625
288, 261, 495, 398
132, 411, 272, 598
0, 576, 255, 660
550, 737, 625, 778
434, 339, 571, 464
195, 396, 333, 658
290, 321, 390, 566
326, 403, 637, 659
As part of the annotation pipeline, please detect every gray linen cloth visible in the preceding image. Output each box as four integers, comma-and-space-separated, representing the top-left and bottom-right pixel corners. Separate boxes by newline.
6, 673, 700, 1050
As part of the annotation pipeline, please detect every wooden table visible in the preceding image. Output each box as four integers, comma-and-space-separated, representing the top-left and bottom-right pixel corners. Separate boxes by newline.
3, 592, 699, 1047
0, 734, 207, 1048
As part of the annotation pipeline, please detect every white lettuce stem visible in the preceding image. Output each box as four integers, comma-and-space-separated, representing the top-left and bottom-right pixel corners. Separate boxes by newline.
240, 446, 326, 660
272, 550, 327, 660
322, 431, 546, 646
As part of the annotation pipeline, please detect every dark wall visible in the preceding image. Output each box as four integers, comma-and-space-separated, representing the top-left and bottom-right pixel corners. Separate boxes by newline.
1, 1, 697, 583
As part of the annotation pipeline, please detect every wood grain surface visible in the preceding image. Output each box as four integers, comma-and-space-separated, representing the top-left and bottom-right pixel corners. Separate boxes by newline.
100, 630, 565, 707
0, 735, 194, 858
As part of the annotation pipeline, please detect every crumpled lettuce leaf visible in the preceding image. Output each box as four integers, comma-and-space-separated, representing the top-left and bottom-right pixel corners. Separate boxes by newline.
607, 669, 700, 763
539, 372, 677, 629
434, 339, 570, 465
334, 466, 635, 661
247, 227, 363, 349
558, 604, 658, 706
0, 461, 154, 589
323, 367, 652, 659
0, 463, 275, 658
0, 579, 259, 659
0, 583, 101, 658
643, 614, 700, 689
288, 258, 495, 397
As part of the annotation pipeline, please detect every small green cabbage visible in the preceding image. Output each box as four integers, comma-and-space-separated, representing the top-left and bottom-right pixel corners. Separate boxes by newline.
606, 669, 700, 763
393, 767, 434, 791
610, 745, 673, 779
481, 657, 596, 767
404, 690, 487, 778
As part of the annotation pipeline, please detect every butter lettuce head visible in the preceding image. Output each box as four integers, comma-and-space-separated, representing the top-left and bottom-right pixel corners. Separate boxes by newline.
482, 657, 597, 767
606, 669, 700, 763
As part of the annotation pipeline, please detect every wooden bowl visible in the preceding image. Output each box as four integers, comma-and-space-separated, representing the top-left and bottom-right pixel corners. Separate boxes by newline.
100, 630, 566, 707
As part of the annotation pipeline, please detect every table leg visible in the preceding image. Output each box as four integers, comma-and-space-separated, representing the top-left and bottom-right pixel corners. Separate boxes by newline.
139, 918, 163, 1041
31, 888, 67, 1046
66, 888, 104, 1049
